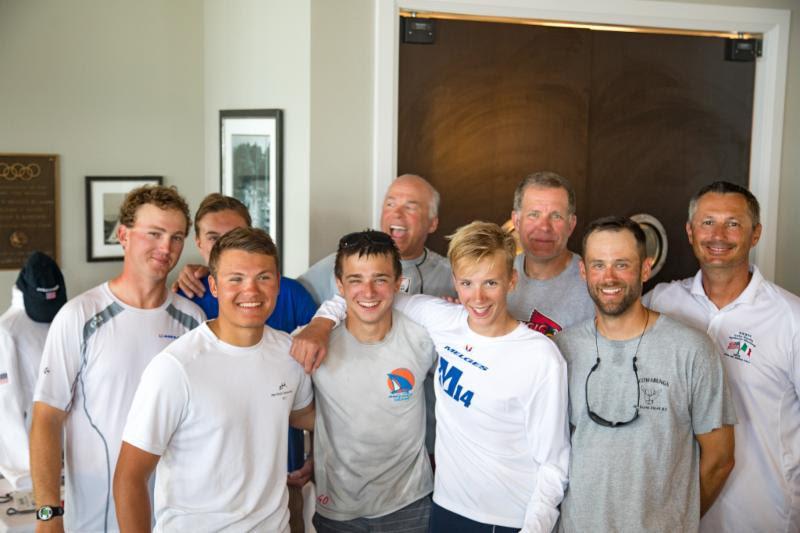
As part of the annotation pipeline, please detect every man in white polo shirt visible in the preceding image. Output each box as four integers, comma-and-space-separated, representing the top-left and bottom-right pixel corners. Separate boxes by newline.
645, 181, 800, 532
114, 227, 313, 532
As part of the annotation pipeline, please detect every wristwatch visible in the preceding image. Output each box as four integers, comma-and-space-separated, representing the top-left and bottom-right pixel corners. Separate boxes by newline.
36, 505, 64, 521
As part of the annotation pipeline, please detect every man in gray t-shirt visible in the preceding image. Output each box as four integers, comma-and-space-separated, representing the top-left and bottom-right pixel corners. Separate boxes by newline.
507, 172, 593, 336
310, 230, 435, 532
555, 216, 736, 532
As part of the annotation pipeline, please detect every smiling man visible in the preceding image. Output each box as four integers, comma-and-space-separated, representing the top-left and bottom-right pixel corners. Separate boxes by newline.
114, 227, 313, 532
508, 171, 594, 336
30, 186, 205, 533
556, 216, 736, 532
644, 181, 800, 532
297, 174, 456, 305
308, 230, 435, 532
304, 221, 570, 532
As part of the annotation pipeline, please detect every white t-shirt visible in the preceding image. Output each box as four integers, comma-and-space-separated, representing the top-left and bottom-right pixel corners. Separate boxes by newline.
33, 283, 205, 533
645, 267, 800, 533
122, 323, 313, 533
0, 286, 50, 489
317, 294, 570, 532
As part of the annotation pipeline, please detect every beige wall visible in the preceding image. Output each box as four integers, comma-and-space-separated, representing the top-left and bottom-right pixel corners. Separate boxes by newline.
309, 0, 374, 263
203, 0, 313, 276
0, 0, 205, 307
653, 0, 799, 293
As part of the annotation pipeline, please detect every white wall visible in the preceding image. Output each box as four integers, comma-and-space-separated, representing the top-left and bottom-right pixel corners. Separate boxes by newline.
203, 0, 312, 276
0, 0, 205, 307
309, 0, 375, 262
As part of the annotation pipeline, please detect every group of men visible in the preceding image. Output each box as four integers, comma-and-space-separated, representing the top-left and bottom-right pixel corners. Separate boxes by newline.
0, 170, 795, 532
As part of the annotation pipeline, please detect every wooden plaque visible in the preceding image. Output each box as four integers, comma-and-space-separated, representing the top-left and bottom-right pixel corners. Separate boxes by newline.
0, 154, 58, 270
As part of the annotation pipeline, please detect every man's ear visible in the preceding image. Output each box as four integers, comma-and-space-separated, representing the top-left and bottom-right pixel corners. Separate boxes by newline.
641, 256, 653, 283
427, 215, 439, 235
567, 214, 577, 237
117, 224, 129, 251
209, 275, 219, 298
335, 277, 344, 297
579, 259, 587, 282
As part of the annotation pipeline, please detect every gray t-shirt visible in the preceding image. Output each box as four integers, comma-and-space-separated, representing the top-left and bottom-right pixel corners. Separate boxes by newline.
297, 248, 456, 306
555, 314, 736, 533
507, 253, 594, 336
312, 311, 436, 521
298, 247, 453, 454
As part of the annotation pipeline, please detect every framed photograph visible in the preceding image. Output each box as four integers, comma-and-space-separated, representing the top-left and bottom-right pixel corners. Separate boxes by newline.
220, 109, 283, 253
85, 176, 163, 262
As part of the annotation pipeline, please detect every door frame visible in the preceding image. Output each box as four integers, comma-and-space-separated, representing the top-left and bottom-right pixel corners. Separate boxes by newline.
372, 0, 790, 279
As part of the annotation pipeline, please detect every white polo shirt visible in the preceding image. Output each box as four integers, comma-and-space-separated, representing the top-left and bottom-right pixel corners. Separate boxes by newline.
644, 267, 800, 532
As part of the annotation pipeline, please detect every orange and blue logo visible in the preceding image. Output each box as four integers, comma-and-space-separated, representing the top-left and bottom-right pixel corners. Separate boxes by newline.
387, 368, 415, 401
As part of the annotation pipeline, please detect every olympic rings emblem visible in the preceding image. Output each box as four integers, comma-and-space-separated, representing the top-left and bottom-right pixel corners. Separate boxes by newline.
0, 162, 41, 181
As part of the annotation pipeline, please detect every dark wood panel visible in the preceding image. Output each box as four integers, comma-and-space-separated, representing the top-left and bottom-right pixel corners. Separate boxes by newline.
399, 20, 591, 254
398, 18, 754, 287
587, 31, 754, 288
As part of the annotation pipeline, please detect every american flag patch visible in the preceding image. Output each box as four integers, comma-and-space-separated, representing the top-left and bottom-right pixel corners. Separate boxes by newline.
46, 291, 57, 300
0, 372, 8, 385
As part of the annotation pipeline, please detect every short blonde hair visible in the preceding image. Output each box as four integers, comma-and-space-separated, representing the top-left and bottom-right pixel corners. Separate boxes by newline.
447, 221, 516, 275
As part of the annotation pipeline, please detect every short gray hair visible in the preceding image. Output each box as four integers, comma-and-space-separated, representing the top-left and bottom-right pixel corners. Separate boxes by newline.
394, 174, 440, 218
513, 171, 576, 215
687, 181, 760, 227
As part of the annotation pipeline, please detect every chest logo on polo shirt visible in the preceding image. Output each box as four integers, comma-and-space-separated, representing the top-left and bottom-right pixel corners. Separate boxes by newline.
723, 331, 755, 364
526, 309, 562, 337
387, 368, 415, 402
399, 277, 411, 293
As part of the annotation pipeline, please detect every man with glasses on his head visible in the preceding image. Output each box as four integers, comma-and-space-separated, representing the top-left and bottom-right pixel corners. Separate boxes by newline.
306, 230, 435, 532
555, 216, 736, 532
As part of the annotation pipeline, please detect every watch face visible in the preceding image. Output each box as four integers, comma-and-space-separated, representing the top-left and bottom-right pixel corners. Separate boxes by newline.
37, 506, 56, 520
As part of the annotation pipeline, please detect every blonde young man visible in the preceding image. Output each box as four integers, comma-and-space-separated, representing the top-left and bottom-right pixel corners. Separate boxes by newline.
30, 186, 205, 532
299, 221, 570, 532
114, 228, 313, 532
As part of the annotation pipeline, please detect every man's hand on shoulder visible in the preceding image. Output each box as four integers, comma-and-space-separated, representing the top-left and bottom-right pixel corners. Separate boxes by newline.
290, 318, 335, 373
170, 264, 210, 298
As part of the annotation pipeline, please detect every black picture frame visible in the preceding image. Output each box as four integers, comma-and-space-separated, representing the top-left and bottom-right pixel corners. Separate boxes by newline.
219, 109, 283, 257
85, 176, 163, 262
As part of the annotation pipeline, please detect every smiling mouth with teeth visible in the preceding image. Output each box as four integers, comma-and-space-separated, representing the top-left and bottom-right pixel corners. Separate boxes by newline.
237, 302, 262, 308
358, 301, 380, 308
389, 225, 407, 236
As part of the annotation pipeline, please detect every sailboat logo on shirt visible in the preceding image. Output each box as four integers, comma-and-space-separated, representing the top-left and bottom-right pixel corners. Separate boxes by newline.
387, 368, 415, 401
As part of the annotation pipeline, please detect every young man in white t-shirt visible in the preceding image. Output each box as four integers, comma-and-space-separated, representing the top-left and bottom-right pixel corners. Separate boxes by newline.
297, 221, 570, 532
30, 186, 205, 533
114, 227, 313, 532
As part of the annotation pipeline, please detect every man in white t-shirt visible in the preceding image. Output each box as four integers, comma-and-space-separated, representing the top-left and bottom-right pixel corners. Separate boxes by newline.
309, 230, 435, 531
114, 227, 313, 532
644, 181, 800, 532
507, 171, 594, 335
30, 186, 205, 532
301, 221, 570, 532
